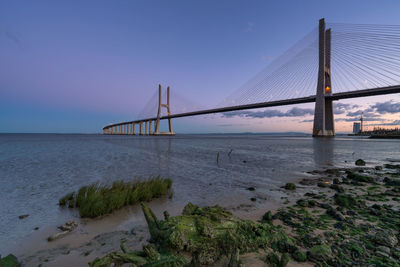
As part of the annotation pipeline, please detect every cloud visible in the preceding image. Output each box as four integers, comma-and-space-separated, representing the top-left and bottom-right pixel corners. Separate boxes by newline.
371, 100, 400, 114
217, 123, 247, 127
301, 119, 314, 123
333, 103, 359, 115
368, 120, 400, 126
335, 117, 384, 122
346, 110, 380, 118
223, 107, 314, 119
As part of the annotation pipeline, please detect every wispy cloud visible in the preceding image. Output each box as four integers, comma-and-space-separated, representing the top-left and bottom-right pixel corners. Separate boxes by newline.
368, 120, 400, 126
334, 103, 359, 115
223, 107, 314, 118
371, 100, 400, 114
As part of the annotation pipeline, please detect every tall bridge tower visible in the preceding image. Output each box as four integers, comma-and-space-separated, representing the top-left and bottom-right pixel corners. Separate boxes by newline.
154, 84, 175, 135
313, 18, 334, 137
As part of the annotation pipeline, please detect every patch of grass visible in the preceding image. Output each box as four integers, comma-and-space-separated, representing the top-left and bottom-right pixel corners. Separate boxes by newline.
59, 177, 172, 218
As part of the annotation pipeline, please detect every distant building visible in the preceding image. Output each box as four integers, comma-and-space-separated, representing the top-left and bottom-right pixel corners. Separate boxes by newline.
353, 122, 361, 134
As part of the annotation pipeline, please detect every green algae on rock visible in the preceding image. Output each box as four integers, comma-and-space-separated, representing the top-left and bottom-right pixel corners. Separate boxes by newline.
284, 183, 296, 190
0, 254, 19, 267
59, 177, 172, 218
142, 202, 296, 265
90, 202, 297, 266
355, 159, 366, 166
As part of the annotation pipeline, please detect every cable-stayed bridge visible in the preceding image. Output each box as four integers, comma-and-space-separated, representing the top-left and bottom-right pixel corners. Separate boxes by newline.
103, 19, 400, 136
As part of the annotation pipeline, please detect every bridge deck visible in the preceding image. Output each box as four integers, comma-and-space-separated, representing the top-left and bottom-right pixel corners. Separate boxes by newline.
103, 85, 400, 129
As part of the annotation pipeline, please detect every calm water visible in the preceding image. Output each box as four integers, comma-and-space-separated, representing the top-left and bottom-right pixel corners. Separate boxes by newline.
1, 133, 399, 254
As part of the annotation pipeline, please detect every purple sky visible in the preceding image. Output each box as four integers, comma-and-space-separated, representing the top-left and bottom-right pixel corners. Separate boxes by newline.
1, 0, 400, 133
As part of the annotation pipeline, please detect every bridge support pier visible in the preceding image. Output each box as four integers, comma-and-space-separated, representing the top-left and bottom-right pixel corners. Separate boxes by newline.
149, 121, 153, 135
154, 85, 175, 136
313, 18, 335, 137
139, 122, 143, 135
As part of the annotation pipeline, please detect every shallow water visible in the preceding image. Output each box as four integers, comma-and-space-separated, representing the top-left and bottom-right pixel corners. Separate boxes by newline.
1, 133, 399, 254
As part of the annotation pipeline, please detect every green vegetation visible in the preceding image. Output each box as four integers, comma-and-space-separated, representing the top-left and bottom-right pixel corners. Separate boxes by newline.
0, 254, 19, 267
284, 183, 296, 190
346, 172, 374, 183
87, 165, 400, 267
59, 177, 172, 218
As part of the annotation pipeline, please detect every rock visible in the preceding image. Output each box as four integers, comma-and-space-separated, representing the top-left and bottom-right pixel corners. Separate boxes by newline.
346, 172, 374, 183
375, 166, 383, 170
48, 220, 78, 242
246, 187, 255, 191
250, 197, 256, 202
18, 214, 29, 220
296, 199, 316, 208
375, 250, 390, 258
48, 230, 71, 241
308, 244, 333, 262
58, 220, 78, 231
163, 211, 170, 220
355, 159, 366, 166
292, 250, 307, 262
374, 230, 398, 248
284, 183, 296, 190
34, 227, 39, 230
326, 208, 345, 221
385, 178, 400, 186
228, 248, 240, 267
265, 253, 280, 265
140, 203, 294, 265
279, 253, 290, 267
384, 164, 400, 169
376, 246, 391, 254
317, 182, 330, 188
334, 193, 358, 209
330, 184, 345, 193
346, 210, 357, 216
0, 254, 19, 267
385, 190, 400, 196
262, 211, 273, 223
299, 179, 314, 186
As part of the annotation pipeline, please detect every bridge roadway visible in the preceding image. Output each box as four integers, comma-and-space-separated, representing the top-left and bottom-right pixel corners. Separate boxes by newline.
103, 85, 400, 130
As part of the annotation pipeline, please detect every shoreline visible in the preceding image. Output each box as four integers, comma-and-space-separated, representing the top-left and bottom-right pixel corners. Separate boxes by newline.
6, 161, 400, 266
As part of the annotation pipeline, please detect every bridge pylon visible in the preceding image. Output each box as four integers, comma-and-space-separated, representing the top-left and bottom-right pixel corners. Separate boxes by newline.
154, 84, 175, 136
313, 18, 335, 137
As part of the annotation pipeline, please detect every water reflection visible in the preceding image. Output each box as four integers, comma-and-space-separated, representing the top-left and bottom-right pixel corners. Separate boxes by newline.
312, 138, 334, 167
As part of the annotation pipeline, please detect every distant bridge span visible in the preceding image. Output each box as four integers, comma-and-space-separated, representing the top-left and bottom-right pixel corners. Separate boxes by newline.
103, 85, 400, 134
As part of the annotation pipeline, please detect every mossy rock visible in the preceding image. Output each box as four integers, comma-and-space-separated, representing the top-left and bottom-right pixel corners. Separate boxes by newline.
142, 202, 294, 265
334, 193, 359, 209
284, 183, 296, 190
355, 159, 366, 166
262, 211, 273, 223
0, 254, 19, 267
384, 164, 400, 169
385, 178, 400, 187
292, 250, 307, 262
330, 184, 345, 193
265, 252, 290, 267
346, 172, 374, 183
308, 244, 333, 262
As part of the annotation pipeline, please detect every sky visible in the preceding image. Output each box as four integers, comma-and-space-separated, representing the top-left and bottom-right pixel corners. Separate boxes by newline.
1, 0, 400, 133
